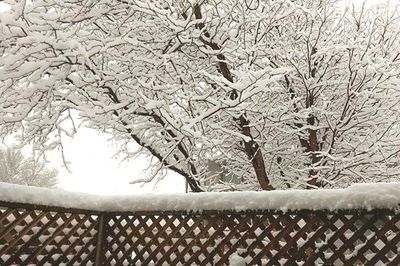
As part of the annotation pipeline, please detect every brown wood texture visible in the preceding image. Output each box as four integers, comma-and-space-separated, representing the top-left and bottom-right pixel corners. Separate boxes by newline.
0, 201, 399, 265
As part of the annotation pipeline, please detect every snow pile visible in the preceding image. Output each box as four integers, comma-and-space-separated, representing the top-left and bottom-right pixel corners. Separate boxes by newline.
229, 253, 247, 266
0, 182, 399, 212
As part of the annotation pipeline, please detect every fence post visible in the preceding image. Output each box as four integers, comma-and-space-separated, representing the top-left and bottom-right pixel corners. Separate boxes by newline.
95, 213, 107, 266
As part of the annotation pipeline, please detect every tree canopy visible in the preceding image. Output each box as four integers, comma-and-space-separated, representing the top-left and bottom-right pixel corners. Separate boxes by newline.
0, 146, 58, 188
1, 0, 400, 191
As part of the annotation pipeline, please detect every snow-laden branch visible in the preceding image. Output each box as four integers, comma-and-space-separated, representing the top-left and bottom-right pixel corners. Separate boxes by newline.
1, 0, 400, 191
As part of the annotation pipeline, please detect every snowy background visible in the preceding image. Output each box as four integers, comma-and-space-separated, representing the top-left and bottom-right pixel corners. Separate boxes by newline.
42, 126, 186, 194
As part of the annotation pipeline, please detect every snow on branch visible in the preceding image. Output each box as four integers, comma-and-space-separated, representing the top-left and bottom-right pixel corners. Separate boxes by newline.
2, 0, 400, 191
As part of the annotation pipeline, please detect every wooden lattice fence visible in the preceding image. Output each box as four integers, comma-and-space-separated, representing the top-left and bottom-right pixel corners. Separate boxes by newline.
0, 201, 399, 265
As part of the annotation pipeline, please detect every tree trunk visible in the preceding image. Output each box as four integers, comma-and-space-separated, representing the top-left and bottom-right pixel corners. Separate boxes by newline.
193, 4, 274, 190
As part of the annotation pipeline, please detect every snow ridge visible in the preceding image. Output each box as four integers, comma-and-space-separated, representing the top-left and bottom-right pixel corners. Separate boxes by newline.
0, 182, 399, 213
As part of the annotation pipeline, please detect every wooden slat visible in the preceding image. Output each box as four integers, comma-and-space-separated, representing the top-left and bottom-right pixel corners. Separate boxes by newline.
0, 202, 398, 265
0, 211, 47, 255
2, 211, 61, 264
94, 214, 106, 266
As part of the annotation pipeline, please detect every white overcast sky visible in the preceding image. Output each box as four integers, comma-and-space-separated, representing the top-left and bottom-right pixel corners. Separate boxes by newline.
45, 127, 186, 195
0, 0, 391, 194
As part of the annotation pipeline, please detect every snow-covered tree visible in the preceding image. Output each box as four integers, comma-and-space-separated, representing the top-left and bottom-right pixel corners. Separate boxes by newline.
0, 146, 58, 188
0, 0, 399, 191
261, 2, 400, 188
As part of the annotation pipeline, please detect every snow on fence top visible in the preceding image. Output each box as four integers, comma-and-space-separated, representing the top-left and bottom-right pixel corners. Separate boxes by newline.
0, 182, 399, 213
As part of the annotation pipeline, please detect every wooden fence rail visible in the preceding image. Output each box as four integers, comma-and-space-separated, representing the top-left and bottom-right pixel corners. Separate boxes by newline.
0, 201, 399, 265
